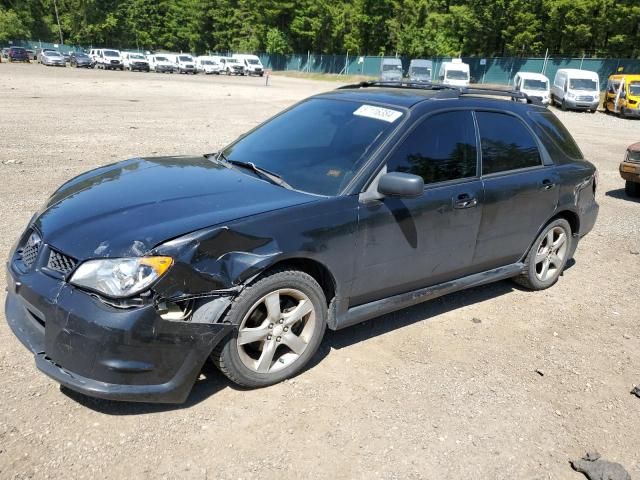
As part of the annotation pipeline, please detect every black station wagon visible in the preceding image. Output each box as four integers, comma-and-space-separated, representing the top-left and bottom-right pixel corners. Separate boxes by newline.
6, 82, 599, 403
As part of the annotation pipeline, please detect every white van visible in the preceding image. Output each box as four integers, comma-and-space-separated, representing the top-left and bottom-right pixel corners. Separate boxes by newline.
438, 59, 470, 87
380, 58, 403, 82
220, 57, 245, 75
196, 56, 221, 74
408, 59, 432, 82
148, 54, 175, 73
232, 54, 264, 76
551, 68, 599, 112
95, 49, 123, 70
513, 72, 550, 105
122, 52, 150, 72
168, 54, 197, 74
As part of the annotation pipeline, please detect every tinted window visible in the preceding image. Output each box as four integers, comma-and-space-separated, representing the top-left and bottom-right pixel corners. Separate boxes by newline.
387, 111, 477, 184
477, 112, 541, 174
224, 99, 403, 196
527, 110, 583, 160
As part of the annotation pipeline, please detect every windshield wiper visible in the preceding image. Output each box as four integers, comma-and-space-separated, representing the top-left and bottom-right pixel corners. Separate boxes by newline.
204, 151, 292, 189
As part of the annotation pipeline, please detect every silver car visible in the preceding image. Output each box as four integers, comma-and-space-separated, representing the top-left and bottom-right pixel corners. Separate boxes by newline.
41, 50, 66, 67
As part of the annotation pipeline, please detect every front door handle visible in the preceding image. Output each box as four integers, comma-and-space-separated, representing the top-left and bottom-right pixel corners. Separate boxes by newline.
453, 193, 478, 209
540, 179, 556, 191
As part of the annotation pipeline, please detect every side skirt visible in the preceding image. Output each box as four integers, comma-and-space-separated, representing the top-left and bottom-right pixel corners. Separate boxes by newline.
333, 263, 524, 330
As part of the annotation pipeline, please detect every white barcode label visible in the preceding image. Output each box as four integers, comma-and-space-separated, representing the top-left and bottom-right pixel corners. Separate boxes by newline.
353, 105, 403, 123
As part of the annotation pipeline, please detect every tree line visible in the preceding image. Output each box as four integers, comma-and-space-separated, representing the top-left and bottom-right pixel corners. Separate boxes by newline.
1, 0, 639, 58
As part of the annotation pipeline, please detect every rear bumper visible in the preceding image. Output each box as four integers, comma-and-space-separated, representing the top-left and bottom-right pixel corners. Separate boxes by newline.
5, 264, 233, 403
620, 161, 640, 182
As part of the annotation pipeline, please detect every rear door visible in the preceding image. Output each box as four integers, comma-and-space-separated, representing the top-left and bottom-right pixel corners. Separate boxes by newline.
350, 110, 484, 306
472, 110, 559, 271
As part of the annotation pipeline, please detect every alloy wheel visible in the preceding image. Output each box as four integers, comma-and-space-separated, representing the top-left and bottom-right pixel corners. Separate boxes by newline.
236, 288, 316, 374
534, 226, 568, 282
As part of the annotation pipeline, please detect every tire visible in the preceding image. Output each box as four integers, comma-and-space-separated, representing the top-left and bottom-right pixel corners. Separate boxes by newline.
625, 180, 640, 198
512, 218, 572, 291
211, 269, 327, 388
561, 99, 567, 111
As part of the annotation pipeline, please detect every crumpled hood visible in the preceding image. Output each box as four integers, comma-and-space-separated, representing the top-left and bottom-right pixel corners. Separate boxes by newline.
35, 156, 317, 259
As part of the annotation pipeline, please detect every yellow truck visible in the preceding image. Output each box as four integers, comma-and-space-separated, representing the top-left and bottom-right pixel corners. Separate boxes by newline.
604, 74, 640, 117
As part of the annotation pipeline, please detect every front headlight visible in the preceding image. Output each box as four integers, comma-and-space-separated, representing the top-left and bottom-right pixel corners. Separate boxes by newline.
567, 92, 575, 99
70, 256, 173, 298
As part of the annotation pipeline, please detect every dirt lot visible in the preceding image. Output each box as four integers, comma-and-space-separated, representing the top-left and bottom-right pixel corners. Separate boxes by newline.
0, 63, 639, 480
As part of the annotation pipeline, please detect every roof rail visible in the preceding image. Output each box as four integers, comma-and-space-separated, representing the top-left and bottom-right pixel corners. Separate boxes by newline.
337, 80, 457, 91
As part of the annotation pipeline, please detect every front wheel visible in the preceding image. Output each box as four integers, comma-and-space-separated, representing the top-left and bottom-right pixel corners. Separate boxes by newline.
513, 218, 572, 290
211, 270, 327, 388
626, 180, 640, 198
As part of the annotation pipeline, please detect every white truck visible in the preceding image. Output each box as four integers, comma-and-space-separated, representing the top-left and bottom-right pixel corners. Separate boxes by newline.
438, 59, 470, 87
551, 68, 600, 112
167, 54, 197, 74
148, 54, 175, 73
94, 49, 123, 70
380, 58, 403, 82
122, 52, 150, 72
196, 56, 221, 74
513, 72, 551, 105
232, 54, 265, 76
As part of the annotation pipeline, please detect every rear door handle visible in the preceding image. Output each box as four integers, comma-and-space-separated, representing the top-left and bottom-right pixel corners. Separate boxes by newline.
540, 179, 556, 190
453, 193, 478, 209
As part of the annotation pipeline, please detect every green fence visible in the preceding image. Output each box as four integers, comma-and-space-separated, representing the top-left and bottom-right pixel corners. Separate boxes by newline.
258, 53, 640, 90
5, 38, 640, 90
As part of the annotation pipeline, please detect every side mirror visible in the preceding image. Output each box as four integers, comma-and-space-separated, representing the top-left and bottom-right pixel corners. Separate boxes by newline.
377, 172, 424, 198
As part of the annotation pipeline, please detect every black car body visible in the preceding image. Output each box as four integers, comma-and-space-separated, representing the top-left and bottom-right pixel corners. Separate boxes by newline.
8, 47, 30, 62
5, 83, 599, 403
69, 52, 93, 68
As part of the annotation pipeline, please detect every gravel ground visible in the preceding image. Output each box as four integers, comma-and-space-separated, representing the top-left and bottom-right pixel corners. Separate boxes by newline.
0, 63, 639, 480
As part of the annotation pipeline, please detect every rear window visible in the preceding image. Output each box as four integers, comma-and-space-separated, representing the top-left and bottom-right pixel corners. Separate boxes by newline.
528, 111, 583, 160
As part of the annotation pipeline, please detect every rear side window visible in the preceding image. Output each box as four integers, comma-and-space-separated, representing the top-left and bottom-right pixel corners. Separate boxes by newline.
528, 111, 583, 160
386, 111, 477, 185
477, 112, 541, 174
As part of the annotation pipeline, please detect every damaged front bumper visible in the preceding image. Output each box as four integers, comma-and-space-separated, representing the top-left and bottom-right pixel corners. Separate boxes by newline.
5, 264, 234, 403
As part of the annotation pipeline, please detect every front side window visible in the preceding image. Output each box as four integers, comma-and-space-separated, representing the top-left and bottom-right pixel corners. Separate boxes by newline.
386, 111, 477, 185
477, 112, 541, 174
224, 98, 404, 196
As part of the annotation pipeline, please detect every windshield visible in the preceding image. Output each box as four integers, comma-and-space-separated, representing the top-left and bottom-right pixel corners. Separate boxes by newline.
76, 53, 89, 58
47, 51, 62, 57
569, 78, 597, 90
226, 59, 238, 64
629, 82, 640, 96
155, 56, 168, 61
130, 54, 145, 59
223, 98, 404, 196
411, 67, 431, 76
247, 59, 260, 65
201, 60, 212, 65
104, 50, 119, 57
179, 56, 192, 61
383, 64, 402, 72
523, 79, 548, 91
446, 69, 469, 80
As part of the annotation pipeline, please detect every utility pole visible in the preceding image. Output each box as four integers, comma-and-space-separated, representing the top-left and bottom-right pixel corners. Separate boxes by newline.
53, 0, 64, 45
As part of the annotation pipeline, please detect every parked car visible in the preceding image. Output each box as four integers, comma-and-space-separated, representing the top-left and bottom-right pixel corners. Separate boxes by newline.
513, 72, 551, 105
438, 59, 470, 87
122, 52, 150, 72
196, 56, 221, 74
232, 54, 264, 76
408, 59, 432, 82
149, 54, 175, 73
551, 69, 600, 112
5, 82, 599, 404
69, 51, 93, 68
8, 47, 30, 63
620, 142, 640, 197
40, 50, 66, 67
380, 58, 403, 82
220, 57, 245, 75
62, 52, 71, 63
26, 49, 36, 61
1, 47, 9, 59
603, 74, 640, 118
95, 49, 124, 70
168, 54, 197, 74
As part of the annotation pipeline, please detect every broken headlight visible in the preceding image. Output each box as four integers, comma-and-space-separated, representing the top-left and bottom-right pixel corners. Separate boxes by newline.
70, 256, 173, 298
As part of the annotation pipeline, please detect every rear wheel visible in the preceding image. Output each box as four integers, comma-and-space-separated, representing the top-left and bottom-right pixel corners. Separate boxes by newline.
626, 180, 640, 198
561, 99, 567, 111
513, 219, 572, 290
212, 270, 327, 388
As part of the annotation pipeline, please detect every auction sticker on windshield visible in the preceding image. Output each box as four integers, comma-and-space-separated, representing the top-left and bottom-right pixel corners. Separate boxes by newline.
353, 105, 403, 123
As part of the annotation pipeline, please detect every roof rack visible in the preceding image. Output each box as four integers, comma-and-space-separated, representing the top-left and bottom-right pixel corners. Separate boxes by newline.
337, 81, 547, 107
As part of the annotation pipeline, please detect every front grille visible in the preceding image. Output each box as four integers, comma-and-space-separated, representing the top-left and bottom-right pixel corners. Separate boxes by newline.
576, 96, 593, 102
47, 249, 77, 275
19, 231, 42, 268
110, 60, 120, 65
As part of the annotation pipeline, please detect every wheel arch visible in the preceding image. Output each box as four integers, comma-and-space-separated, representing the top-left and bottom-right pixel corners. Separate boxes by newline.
521, 209, 580, 263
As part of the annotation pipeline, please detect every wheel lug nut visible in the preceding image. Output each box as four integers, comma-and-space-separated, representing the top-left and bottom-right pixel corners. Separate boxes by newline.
276, 336, 282, 342
283, 326, 288, 332
269, 323, 274, 329
267, 335, 272, 340
279, 319, 284, 324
